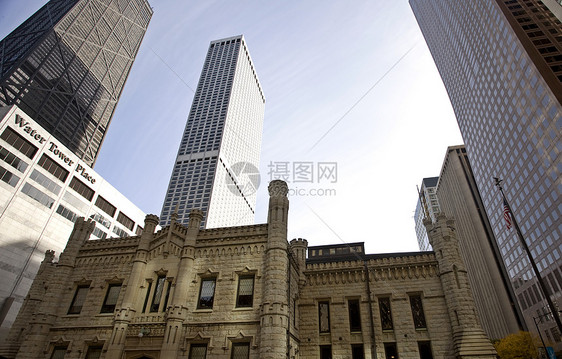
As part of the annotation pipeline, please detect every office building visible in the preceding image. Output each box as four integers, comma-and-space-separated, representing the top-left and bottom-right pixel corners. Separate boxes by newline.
2, 180, 497, 359
0, 105, 154, 341
0, 0, 152, 166
413, 176, 439, 251
436, 145, 524, 340
160, 35, 265, 228
410, 0, 562, 341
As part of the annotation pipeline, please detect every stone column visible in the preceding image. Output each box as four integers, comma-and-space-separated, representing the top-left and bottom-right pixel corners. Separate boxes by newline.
424, 213, 496, 359
260, 180, 290, 358
105, 214, 158, 359
16, 218, 95, 359
160, 210, 203, 359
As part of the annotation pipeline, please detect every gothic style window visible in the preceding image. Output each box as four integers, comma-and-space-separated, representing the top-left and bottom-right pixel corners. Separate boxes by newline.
384, 343, 398, 359
100, 283, 121, 313
50, 346, 67, 359
189, 344, 208, 359
142, 281, 152, 313
379, 297, 394, 331
318, 301, 330, 333
348, 299, 361, 332
409, 295, 427, 329
198, 278, 216, 309
67, 285, 89, 314
351, 344, 364, 359
150, 275, 167, 312
418, 341, 434, 359
236, 275, 254, 307
85, 346, 102, 359
320, 345, 332, 359
231, 342, 250, 359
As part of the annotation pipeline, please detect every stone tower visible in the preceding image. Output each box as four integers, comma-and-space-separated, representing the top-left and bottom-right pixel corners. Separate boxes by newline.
260, 180, 290, 358
424, 213, 496, 358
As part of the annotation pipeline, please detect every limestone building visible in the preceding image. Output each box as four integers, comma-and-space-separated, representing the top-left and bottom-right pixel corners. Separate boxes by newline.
1, 181, 496, 359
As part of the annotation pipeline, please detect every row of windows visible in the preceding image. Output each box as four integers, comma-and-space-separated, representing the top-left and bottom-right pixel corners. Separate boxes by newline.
318, 295, 426, 335
318, 341, 433, 359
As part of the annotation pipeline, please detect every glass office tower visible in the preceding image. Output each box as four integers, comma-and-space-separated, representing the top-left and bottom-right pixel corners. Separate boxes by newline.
160, 35, 265, 228
410, 0, 562, 342
0, 0, 152, 166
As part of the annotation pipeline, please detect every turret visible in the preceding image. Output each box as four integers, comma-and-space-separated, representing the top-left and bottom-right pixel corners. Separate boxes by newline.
58, 217, 95, 267
289, 238, 308, 275
425, 213, 496, 358
160, 209, 203, 358
260, 181, 290, 358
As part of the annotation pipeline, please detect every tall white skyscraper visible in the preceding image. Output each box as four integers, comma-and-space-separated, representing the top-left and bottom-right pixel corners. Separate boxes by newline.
413, 176, 439, 251
160, 35, 265, 228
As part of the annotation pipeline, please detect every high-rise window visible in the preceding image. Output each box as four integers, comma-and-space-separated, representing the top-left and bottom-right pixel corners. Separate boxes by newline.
379, 297, 394, 331
100, 283, 121, 313
37, 154, 68, 182
0, 127, 38, 159
348, 299, 361, 332
198, 278, 216, 309
69, 177, 94, 201
236, 275, 254, 308
409, 295, 427, 329
95, 196, 116, 217
68, 285, 89, 314
318, 301, 330, 333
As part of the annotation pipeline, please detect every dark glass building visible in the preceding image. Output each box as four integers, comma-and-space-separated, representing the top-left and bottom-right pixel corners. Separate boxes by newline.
410, 0, 562, 343
0, 0, 152, 166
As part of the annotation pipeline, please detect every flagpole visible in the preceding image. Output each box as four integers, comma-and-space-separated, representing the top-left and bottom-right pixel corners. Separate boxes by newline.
494, 177, 562, 333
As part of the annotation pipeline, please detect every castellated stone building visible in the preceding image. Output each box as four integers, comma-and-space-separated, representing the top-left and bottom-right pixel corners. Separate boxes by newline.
1, 181, 497, 359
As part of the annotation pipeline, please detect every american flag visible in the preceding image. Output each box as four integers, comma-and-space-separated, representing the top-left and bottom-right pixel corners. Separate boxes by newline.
503, 198, 512, 230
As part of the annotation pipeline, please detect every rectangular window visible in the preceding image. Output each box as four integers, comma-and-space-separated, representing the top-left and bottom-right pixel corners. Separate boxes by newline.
112, 225, 129, 238
135, 225, 143, 236
50, 346, 67, 359
351, 344, 364, 359
318, 301, 330, 333
21, 182, 55, 208
379, 297, 394, 331
198, 278, 216, 309
68, 285, 89, 314
418, 341, 434, 359
189, 344, 207, 359
150, 275, 166, 312
69, 177, 94, 201
348, 299, 361, 332
30, 169, 61, 195
0, 165, 20, 187
236, 275, 254, 308
0, 145, 28, 172
101, 283, 121, 313
91, 227, 107, 240
38, 154, 68, 182
0, 127, 38, 159
56, 204, 78, 223
95, 196, 116, 217
85, 346, 102, 359
409, 295, 427, 329
384, 343, 398, 359
320, 345, 332, 359
142, 281, 153, 313
231, 342, 250, 359
117, 211, 134, 230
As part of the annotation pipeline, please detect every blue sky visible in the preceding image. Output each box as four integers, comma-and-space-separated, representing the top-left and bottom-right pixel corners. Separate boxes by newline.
0, 0, 463, 253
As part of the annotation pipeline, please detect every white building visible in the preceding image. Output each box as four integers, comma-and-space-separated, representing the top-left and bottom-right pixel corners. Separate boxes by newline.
0, 105, 154, 340
160, 35, 265, 228
413, 176, 439, 251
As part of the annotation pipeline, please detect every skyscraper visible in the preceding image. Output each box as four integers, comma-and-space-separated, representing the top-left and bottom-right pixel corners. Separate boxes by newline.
160, 35, 265, 228
413, 176, 439, 251
410, 0, 562, 340
0, 0, 152, 166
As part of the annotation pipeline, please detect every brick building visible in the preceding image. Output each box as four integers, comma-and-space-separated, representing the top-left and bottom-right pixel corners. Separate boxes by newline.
1, 181, 496, 359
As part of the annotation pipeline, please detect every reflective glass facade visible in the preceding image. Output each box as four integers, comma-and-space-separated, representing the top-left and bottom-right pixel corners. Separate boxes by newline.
410, 0, 562, 340
413, 176, 439, 251
160, 36, 265, 228
0, 0, 152, 166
